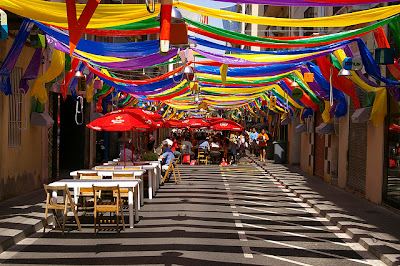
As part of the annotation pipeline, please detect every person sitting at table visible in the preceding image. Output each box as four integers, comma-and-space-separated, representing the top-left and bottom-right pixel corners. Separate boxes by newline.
119, 142, 136, 162
210, 138, 221, 164
159, 143, 175, 175
199, 136, 210, 152
182, 137, 194, 157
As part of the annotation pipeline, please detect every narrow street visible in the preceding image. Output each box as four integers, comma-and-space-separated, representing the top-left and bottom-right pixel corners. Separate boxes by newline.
0, 159, 383, 265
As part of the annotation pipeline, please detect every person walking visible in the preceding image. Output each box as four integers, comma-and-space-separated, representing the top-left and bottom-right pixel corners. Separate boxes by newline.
257, 129, 269, 162
249, 128, 259, 157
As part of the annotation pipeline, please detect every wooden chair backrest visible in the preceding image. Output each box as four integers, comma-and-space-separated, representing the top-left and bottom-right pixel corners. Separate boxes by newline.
43, 184, 73, 207
95, 166, 115, 170
92, 185, 121, 210
112, 173, 134, 197
79, 175, 102, 196
123, 166, 142, 170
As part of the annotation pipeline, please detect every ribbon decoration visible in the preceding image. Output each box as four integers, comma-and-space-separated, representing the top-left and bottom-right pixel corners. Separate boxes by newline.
176, 2, 400, 27
0, 0, 160, 28
31, 49, 65, 103
220, 64, 228, 86
0, 18, 33, 95
19, 48, 43, 94
205, 0, 393, 6
66, 0, 101, 55
60, 57, 80, 100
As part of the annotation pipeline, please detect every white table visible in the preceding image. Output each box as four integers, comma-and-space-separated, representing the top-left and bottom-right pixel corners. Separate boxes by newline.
48, 179, 141, 228
133, 164, 157, 199
136, 161, 162, 189
70, 169, 146, 207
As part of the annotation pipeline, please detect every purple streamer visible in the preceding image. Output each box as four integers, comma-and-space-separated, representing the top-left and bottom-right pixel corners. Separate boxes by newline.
300, 65, 329, 100
19, 48, 43, 94
212, 0, 393, 6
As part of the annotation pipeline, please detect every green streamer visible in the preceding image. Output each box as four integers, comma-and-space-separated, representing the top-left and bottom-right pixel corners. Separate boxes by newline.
329, 54, 342, 70
184, 16, 398, 45
101, 18, 159, 30
389, 15, 400, 49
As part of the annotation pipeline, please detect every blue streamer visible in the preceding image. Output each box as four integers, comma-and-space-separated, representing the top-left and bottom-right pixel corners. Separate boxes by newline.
0, 19, 33, 95
35, 21, 159, 57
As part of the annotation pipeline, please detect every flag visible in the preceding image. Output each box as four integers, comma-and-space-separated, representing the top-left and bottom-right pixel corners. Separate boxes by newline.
221, 5, 240, 32
199, 14, 209, 25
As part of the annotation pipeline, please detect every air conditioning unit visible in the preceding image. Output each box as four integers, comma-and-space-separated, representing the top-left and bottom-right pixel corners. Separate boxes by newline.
351, 106, 372, 123
30, 112, 54, 127
315, 123, 334, 134
91, 112, 104, 122
296, 124, 307, 133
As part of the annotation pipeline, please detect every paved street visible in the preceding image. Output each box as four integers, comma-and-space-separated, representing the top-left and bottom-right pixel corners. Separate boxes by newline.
0, 159, 385, 265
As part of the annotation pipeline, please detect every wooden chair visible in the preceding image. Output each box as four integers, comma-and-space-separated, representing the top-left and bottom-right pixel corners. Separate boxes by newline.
92, 185, 125, 234
43, 185, 81, 235
198, 149, 208, 165
162, 158, 181, 184
78, 174, 102, 211
122, 166, 142, 170
94, 166, 115, 170
112, 172, 135, 198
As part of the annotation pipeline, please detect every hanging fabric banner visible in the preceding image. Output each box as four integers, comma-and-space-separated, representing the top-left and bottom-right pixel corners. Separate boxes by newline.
19, 48, 43, 94
0, 18, 33, 95
31, 49, 65, 103
0, 0, 160, 28
66, 0, 101, 55
176, 2, 400, 27
60, 57, 80, 100
203, 0, 393, 6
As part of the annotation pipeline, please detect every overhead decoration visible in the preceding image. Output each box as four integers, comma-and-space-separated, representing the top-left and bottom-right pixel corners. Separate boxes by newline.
0, 0, 160, 28
66, 0, 101, 55
19, 48, 43, 94
31, 49, 65, 103
0, 9, 7, 40
209, 0, 394, 6
176, 2, 400, 27
0, 18, 33, 95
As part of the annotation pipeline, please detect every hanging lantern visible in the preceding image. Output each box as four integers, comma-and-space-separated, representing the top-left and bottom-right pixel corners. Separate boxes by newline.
184, 66, 195, 81
303, 73, 314, 82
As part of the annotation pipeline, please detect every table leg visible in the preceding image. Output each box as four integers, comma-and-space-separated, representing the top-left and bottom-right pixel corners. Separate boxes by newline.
140, 176, 144, 207
134, 186, 139, 223
128, 188, 134, 228
148, 170, 153, 200
51, 191, 57, 228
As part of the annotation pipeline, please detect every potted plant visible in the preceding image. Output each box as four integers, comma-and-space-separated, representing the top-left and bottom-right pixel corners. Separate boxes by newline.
141, 152, 159, 161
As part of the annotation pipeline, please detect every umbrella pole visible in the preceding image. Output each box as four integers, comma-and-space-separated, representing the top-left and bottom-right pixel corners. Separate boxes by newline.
131, 129, 134, 163
124, 131, 126, 167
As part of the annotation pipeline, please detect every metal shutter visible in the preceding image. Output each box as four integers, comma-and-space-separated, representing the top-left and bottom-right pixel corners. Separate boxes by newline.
347, 85, 367, 195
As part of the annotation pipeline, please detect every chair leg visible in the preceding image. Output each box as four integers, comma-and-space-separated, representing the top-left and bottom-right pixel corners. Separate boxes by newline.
44, 205, 49, 233
172, 166, 177, 183
94, 209, 97, 234
71, 204, 82, 231
116, 210, 119, 235
175, 165, 181, 183
62, 205, 68, 235
120, 204, 125, 231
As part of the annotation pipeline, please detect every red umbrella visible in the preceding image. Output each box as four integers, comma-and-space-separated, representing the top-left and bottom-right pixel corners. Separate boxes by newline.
210, 119, 243, 131
113, 107, 165, 128
206, 117, 224, 123
87, 112, 156, 132
180, 118, 210, 129
390, 124, 400, 133
165, 119, 183, 128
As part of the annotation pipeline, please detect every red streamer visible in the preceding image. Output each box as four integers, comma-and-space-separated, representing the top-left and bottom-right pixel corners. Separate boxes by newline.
60, 57, 80, 100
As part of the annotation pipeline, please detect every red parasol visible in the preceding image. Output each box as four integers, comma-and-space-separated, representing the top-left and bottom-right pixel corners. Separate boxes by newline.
113, 107, 165, 128
165, 119, 183, 128
206, 117, 224, 123
179, 118, 210, 129
87, 112, 156, 132
210, 119, 243, 131
390, 123, 400, 133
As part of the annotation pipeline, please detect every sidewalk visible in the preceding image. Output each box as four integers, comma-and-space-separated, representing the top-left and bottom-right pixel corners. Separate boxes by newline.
250, 155, 400, 266
0, 188, 49, 253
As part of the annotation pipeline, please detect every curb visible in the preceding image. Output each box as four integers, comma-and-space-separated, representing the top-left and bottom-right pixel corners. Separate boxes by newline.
0, 215, 53, 254
251, 158, 398, 266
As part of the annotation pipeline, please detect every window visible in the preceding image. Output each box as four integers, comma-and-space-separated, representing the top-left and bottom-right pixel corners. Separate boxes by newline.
304, 7, 314, 36
8, 67, 23, 147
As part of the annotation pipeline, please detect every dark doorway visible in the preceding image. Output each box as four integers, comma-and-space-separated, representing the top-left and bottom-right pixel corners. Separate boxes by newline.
59, 95, 86, 171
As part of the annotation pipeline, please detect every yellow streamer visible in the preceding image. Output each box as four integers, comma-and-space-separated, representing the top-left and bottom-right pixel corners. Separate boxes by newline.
1, 0, 160, 28
321, 101, 333, 123
220, 64, 228, 86
31, 49, 65, 103
175, 2, 400, 27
